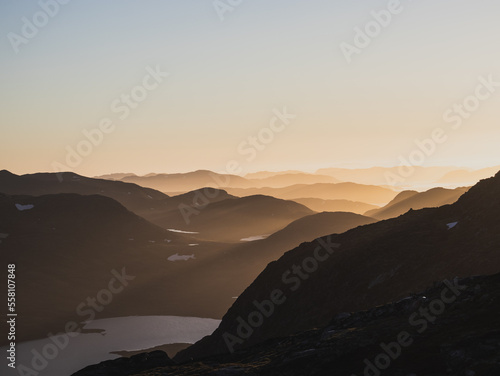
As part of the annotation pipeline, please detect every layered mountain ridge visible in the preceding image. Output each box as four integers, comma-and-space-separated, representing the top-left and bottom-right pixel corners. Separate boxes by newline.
177, 171, 500, 361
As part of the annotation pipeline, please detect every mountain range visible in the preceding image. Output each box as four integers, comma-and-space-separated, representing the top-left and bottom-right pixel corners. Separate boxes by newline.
0, 171, 322, 242
3, 167, 500, 375
365, 186, 469, 220
177, 171, 500, 360
224, 182, 397, 204
0, 177, 375, 344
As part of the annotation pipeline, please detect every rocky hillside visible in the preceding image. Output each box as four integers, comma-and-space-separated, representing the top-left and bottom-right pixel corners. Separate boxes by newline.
177, 171, 500, 361
0, 192, 188, 343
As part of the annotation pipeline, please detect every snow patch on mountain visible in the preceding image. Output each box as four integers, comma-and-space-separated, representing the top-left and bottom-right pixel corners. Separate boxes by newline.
240, 235, 269, 242
168, 229, 199, 234
15, 204, 34, 211
168, 253, 195, 262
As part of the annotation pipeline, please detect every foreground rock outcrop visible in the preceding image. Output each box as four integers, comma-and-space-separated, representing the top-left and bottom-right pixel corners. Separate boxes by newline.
72, 351, 175, 376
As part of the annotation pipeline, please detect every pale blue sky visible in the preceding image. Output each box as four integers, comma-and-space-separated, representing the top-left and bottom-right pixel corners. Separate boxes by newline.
1, 0, 499, 175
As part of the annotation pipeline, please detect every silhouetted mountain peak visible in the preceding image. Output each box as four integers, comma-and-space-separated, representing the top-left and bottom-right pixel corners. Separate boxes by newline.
0, 169, 17, 177
454, 169, 500, 209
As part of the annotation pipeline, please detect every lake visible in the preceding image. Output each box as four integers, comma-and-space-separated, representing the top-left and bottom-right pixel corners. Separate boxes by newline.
2, 315, 220, 376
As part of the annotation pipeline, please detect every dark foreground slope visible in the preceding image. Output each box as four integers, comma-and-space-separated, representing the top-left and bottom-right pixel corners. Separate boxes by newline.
178, 212, 378, 304
0, 192, 188, 343
177, 171, 500, 361
74, 272, 500, 376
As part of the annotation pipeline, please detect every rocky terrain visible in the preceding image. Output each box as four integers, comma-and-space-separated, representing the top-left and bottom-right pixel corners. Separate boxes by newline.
73, 271, 500, 375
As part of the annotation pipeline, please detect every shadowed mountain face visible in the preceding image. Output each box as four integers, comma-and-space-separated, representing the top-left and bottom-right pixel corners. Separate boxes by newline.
177, 171, 500, 361
158, 195, 314, 242
0, 190, 373, 345
218, 212, 378, 271
263, 212, 377, 246
224, 183, 397, 204
365, 187, 470, 220
0, 171, 315, 243
0, 171, 222, 229
0, 171, 237, 219
75, 272, 500, 376
291, 197, 378, 214
1, 192, 267, 344
0, 170, 169, 213
0, 192, 187, 343
0, 192, 184, 241
166, 188, 237, 206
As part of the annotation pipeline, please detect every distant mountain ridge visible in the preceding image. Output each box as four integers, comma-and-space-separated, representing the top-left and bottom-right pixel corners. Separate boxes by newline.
247, 173, 340, 187
121, 170, 253, 192
315, 166, 457, 186
436, 166, 500, 185
365, 187, 469, 220
291, 197, 378, 214
108, 171, 341, 190
224, 182, 397, 204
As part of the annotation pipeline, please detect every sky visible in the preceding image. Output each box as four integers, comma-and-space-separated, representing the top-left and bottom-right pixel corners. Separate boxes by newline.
1, 0, 500, 176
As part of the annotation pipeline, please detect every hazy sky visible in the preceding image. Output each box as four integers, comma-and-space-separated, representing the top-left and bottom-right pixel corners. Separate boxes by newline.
1, 0, 500, 176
